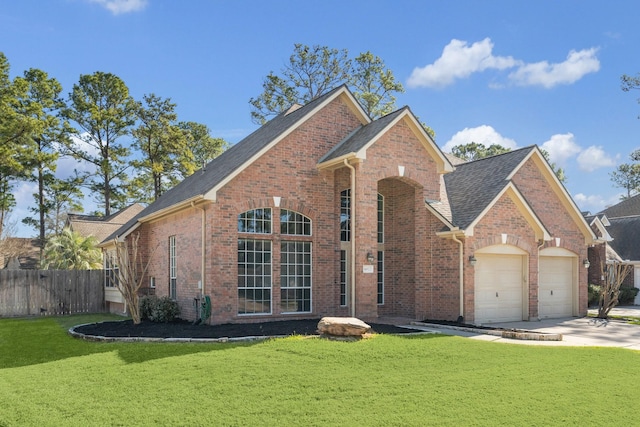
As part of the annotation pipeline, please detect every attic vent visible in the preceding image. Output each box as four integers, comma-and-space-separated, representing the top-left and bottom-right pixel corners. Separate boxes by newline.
285, 104, 303, 115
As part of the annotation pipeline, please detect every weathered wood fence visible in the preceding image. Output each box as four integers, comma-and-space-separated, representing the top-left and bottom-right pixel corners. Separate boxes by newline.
0, 270, 106, 317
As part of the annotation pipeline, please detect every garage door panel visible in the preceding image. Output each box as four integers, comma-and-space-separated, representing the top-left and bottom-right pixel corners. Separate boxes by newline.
539, 256, 573, 319
475, 254, 524, 324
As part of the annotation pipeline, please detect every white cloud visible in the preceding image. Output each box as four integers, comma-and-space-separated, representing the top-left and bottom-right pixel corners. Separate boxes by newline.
576, 145, 616, 172
573, 192, 623, 213
441, 125, 517, 153
408, 38, 600, 89
508, 48, 600, 88
88, 0, 148, 15
540, 133, 581, 165
407, 38, 520, 88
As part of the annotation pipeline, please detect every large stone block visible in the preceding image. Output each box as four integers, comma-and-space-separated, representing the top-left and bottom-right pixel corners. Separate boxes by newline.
317, 317, 371, 336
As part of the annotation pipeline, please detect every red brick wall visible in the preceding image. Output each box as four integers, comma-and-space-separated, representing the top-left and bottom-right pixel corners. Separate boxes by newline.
466, 193, 538, 322
511, 157, 589, 315
204, 97, 363, 324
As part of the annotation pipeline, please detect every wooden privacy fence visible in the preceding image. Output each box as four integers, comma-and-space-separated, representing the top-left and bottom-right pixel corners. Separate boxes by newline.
0, 270, 106, 317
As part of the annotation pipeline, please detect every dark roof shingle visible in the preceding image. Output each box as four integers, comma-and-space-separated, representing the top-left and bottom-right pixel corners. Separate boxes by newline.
443, 147, 533, 229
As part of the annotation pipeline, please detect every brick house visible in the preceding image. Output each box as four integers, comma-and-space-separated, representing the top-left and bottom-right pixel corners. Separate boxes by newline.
103, 85, 595, 324
586, 194, 640, 304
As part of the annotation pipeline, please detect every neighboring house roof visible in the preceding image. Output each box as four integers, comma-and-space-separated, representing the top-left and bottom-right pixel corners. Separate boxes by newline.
599, 193, 640, 218
0, 238, 40, 270
68, 203, 145, 242
104, 85, 370, 244
584, 214, 613, 242
606, 216, 640, 260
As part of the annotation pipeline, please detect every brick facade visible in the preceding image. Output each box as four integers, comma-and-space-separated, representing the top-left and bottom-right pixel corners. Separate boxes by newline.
126, 90, 592, 325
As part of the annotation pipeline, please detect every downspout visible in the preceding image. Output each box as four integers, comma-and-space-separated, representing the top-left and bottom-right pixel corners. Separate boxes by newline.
451, 233, 464, 319
344, 159, 357, 318
191, 202, 206, 298
536, 239, 545, 321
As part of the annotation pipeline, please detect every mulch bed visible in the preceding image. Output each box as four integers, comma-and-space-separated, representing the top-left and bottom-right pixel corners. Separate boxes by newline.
73, 318, 418, 339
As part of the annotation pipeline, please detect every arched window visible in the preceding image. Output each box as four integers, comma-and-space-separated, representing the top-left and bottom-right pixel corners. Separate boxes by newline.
280, 209, 311, 236
237, 207, 312, 315
238, 208, 272, 234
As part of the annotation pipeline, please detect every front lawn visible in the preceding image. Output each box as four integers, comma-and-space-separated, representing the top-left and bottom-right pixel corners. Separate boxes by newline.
1, 314, 639, 426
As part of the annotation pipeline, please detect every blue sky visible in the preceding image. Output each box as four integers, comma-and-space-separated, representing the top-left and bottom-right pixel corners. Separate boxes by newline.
3, 0, 640, 237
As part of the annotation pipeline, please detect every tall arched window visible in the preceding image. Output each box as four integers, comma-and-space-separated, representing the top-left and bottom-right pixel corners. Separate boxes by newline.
237, 207, 312, 315
280, 209, 312, 313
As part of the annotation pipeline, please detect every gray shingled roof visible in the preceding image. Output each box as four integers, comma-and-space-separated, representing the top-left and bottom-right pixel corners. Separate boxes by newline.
103, 85, 350, 243
319, 107, 407, 163
443, 146, 534, 229
607, 216, 640, 260
600, 193, 640, 218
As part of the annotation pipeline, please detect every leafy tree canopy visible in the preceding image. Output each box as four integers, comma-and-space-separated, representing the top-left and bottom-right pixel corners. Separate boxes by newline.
42, 228, 102, 270
249, 44, 408, 124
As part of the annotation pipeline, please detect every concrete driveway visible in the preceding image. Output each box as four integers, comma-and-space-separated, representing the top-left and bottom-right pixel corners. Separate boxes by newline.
411, 306, 640, 350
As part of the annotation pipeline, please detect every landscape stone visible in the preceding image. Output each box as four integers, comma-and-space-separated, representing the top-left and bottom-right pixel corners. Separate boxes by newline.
317, 317, 371, 336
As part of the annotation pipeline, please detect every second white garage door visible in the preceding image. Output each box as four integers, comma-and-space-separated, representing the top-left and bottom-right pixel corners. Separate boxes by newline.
475, 253, 525, 324
539, 253, 575, 319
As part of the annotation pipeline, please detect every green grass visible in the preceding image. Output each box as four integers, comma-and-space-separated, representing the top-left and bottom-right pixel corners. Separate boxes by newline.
1, 315, 640, 426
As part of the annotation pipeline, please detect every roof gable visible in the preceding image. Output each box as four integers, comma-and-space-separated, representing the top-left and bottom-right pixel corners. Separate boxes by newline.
103, 85, 369, 243
443, 146, 594, 244
443, 147, 532, 230
465, 182, 551, 241
318, 107, 454, 173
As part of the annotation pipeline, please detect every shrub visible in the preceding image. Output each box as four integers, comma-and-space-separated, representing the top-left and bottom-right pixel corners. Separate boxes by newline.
139, 295, 155, 321
150, 296, 180, 323
619, 287, 639, 305
588, 284, 601, 307
138, 295, 180, 323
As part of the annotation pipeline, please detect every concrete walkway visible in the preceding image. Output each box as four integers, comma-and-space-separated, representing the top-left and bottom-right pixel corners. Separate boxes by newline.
405, 306, 640, 350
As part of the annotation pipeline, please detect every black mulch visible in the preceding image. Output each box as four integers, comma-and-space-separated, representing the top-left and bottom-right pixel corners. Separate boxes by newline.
73, 318, 420, 339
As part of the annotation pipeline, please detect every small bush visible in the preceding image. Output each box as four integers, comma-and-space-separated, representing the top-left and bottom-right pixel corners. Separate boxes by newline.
588, 284, 601, 307
619, 287, 639, 305
149, 296, 180, 323
138, 295, 180, 323
139, 295, 155, 321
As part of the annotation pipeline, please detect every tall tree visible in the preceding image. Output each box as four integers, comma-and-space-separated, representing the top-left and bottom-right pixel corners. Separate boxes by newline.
63, 72, 136, 216
610, 149, 640, 199
129, 94, 188, 202
43, 174, 85, 236
250, 44, 351, 124
249, 44, 407, 124
178, 121, 229, 169
349, 51, 405, 119
15, 68, 68, 250
0, 53, 31, 237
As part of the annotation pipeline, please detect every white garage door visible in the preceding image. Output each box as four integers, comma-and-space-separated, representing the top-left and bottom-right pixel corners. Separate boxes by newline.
539, 256, 574, 318
475, 254, 524, 324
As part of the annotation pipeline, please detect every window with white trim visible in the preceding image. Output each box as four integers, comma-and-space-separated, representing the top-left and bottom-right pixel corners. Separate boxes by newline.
377, 250, 384, 305
340, 189, 351, 242
281, 209, 311, 236
377, 193, 384, 304
169, 235, 176, 299
104, 250, 118, 288
238, 208, 272, 234
237, 239, 272, 314
280, 241, 311, 313
340, 250, 347, 306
